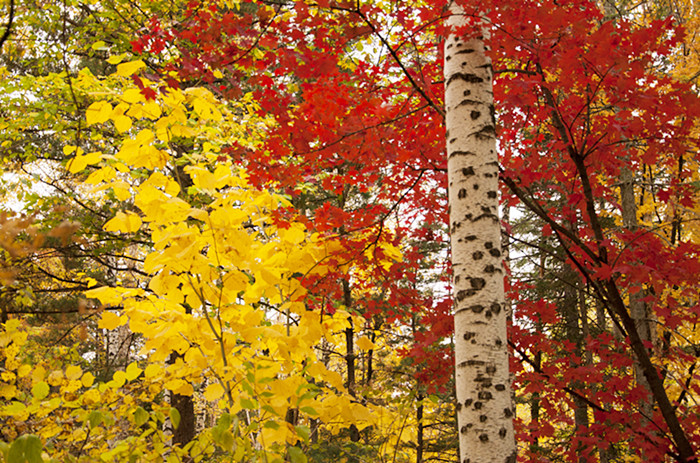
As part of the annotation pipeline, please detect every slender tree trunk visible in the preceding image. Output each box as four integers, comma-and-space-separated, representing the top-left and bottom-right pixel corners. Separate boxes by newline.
580, 293, 613, 463
444, 3, 516, 462
562, 279, 589, 461
620, 167, 655, 421
364, 317, 380, 387
602, 0, 656, 421
343, 279, 361, 443
417, 393, 424, 463
530, 350, 541, 451
568, 149, 696, 462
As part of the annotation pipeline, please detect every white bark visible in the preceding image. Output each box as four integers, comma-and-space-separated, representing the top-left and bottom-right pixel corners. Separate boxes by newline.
444, 3, 516, 462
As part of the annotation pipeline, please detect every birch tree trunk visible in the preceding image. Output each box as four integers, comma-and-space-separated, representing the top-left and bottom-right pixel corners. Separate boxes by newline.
444, 3, 516, 462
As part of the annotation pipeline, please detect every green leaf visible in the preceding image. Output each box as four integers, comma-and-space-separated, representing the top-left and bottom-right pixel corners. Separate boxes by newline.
294, 425, 311, 444
233, 442, 245, 461
169, 407, 181, 430
287, 446, 307, 463
134, 407, 149, 427
241, 379, 254, 396
23, 435, 43, 463
8, 435, 43, 463
8, 437, 26, 463
211, 427, 222, 445
91, 41, 107, 50
263, 420, 279, 430
216, 413, 232, 431
299, 406, 318, 416
88, 411, 104, 429
240, 397, 257, 410
219, 430, 234, 452
31, 382, 49, 401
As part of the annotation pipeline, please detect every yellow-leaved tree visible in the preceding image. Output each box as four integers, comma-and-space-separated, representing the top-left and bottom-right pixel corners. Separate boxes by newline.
0, 45, 389, 461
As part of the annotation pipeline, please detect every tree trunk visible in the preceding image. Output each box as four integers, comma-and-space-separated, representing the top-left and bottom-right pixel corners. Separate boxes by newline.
444, 3, 516, 462
168, 157, 197, 452
343, 279, 361, 443
168, 351, 196, 449
563, 284, 590, 462
417, 393, 424, 463
602, 0, 656, 421
620, 166, 656, 421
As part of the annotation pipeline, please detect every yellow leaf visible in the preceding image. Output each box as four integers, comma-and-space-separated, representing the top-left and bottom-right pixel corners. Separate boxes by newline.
86, 286, 142, 305
17, 364, 32, 378
114, 162, 130, 173
81, 372, 95, 388
110, 181, 132, 201
63, 145, 77, 155
116, 60, 146, 76
259, 268, 280, 286
261, 421, 294, 445
203, 383, 225, 401
0, 384, 17, 399
323, 369, 344, 391
143, 101, 162, 119
122, 89, 145, 104
107, 53, 128, 65
98, 311, 124, 330
126, 103, 144, 119
40, 423, 62, 439
3, 400, 26, 416
85, 166, 116, 184
125, 362, 142, 381
192, 96, 222, 121
112, 370, 127, 387
86, 101, 112, 125
67, 156, 88, 174
83, 151, 102, 165
47, 370, 64, 386
104, 211, 142, 233
82, 388, 100, 405
114, 115, 132, 133
66, 151, 102, 174
31, 365, 46, 384
145, 364, 162, 379
187, 165, 217, 191
356, 336, 375, 351
283, 226, 306, 245
64, 379, 82, 394
348, 403, 374, 425
65, 365, 83, 381
173, 382, 193, 396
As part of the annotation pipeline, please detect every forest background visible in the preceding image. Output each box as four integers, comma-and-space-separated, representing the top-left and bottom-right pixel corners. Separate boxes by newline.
0, 0, 699, 462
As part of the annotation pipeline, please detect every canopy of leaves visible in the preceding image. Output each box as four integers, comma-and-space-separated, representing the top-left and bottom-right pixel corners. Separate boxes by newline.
0, 0, 698, 461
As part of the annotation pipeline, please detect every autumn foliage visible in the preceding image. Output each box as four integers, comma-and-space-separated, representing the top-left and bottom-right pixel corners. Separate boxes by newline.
0, 0, 699, 462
